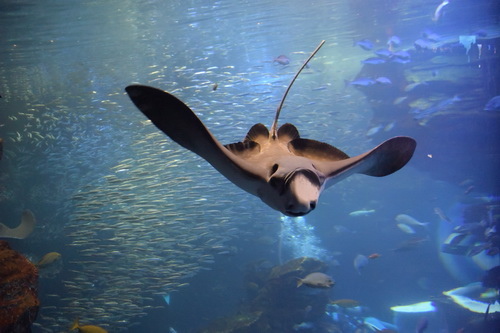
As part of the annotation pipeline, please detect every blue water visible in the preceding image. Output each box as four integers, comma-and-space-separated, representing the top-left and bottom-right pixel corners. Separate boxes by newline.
0, 0, 499, 332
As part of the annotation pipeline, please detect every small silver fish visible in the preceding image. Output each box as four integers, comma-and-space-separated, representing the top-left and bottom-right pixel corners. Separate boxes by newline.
397, 223, 416, 234
273, 55, 290, 65
366, 126, 382, 137
396, 214, 428, 227
297, 272, 334, 288
433, 207, 451, 223
484, 96, 500, 111
293, 322, 314, 331
349, 209, 376, 217
433, 0, 450, 22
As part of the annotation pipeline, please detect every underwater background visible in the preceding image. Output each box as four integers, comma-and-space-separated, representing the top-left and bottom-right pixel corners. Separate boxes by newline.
0, 0, 499, 332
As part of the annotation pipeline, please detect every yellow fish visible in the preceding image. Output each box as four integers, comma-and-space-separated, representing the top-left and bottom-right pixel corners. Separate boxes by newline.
330, 299, 360, 308
70, 319, 107, 333
36, 252, 61, 268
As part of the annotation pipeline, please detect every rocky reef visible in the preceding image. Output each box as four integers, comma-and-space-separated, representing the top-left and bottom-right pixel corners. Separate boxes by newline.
200, 257, 336, 333
0, 240, 39, 333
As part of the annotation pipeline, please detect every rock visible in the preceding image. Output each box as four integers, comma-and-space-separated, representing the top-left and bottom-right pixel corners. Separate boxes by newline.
0, 240, 39, 333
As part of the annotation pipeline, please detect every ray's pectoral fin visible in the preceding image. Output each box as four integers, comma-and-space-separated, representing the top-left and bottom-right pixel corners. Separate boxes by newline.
313, 136, 417, 188
126, 85, 215, 155
125, 85, 267, 194
355, 136, 417, 177
289, 137, 350, 161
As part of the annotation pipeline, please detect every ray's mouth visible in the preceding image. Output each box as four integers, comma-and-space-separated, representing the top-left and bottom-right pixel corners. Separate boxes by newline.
285, 211, 307, 217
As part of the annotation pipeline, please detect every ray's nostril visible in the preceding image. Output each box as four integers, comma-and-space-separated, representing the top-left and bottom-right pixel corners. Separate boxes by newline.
310, 201, 316, 210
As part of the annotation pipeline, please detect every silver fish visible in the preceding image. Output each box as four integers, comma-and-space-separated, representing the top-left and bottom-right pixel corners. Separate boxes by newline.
297, 272, 334, 288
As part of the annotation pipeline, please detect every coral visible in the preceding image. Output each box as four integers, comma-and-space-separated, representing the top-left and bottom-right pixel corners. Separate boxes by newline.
0, 240, 39, 332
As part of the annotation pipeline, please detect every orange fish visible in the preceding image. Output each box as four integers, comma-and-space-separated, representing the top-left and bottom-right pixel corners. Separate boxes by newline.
368, 253, 381, 259
70, 319, 107, 333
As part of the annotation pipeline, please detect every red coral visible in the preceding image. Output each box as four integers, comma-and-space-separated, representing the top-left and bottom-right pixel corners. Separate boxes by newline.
0, 240, 39, 332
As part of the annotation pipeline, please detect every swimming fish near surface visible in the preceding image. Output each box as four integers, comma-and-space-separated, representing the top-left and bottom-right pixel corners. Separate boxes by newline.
273, 55, 291, 65
126, 41, 416, 216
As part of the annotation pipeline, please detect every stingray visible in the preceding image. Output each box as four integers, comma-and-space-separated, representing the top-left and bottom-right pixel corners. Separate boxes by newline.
0, 210, 36, 239
125, 41, 416, 216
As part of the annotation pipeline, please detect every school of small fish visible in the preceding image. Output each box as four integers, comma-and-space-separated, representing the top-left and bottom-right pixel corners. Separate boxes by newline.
47, 140, 272, 330
0, 47, 374, 331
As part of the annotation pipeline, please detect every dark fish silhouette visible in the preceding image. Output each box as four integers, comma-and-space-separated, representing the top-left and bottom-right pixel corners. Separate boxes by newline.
354, 39, 374, 51
273, 55, 290, 65
484, 96, 500, 111
361, 57, 386, 65
482, 265, 500, 289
